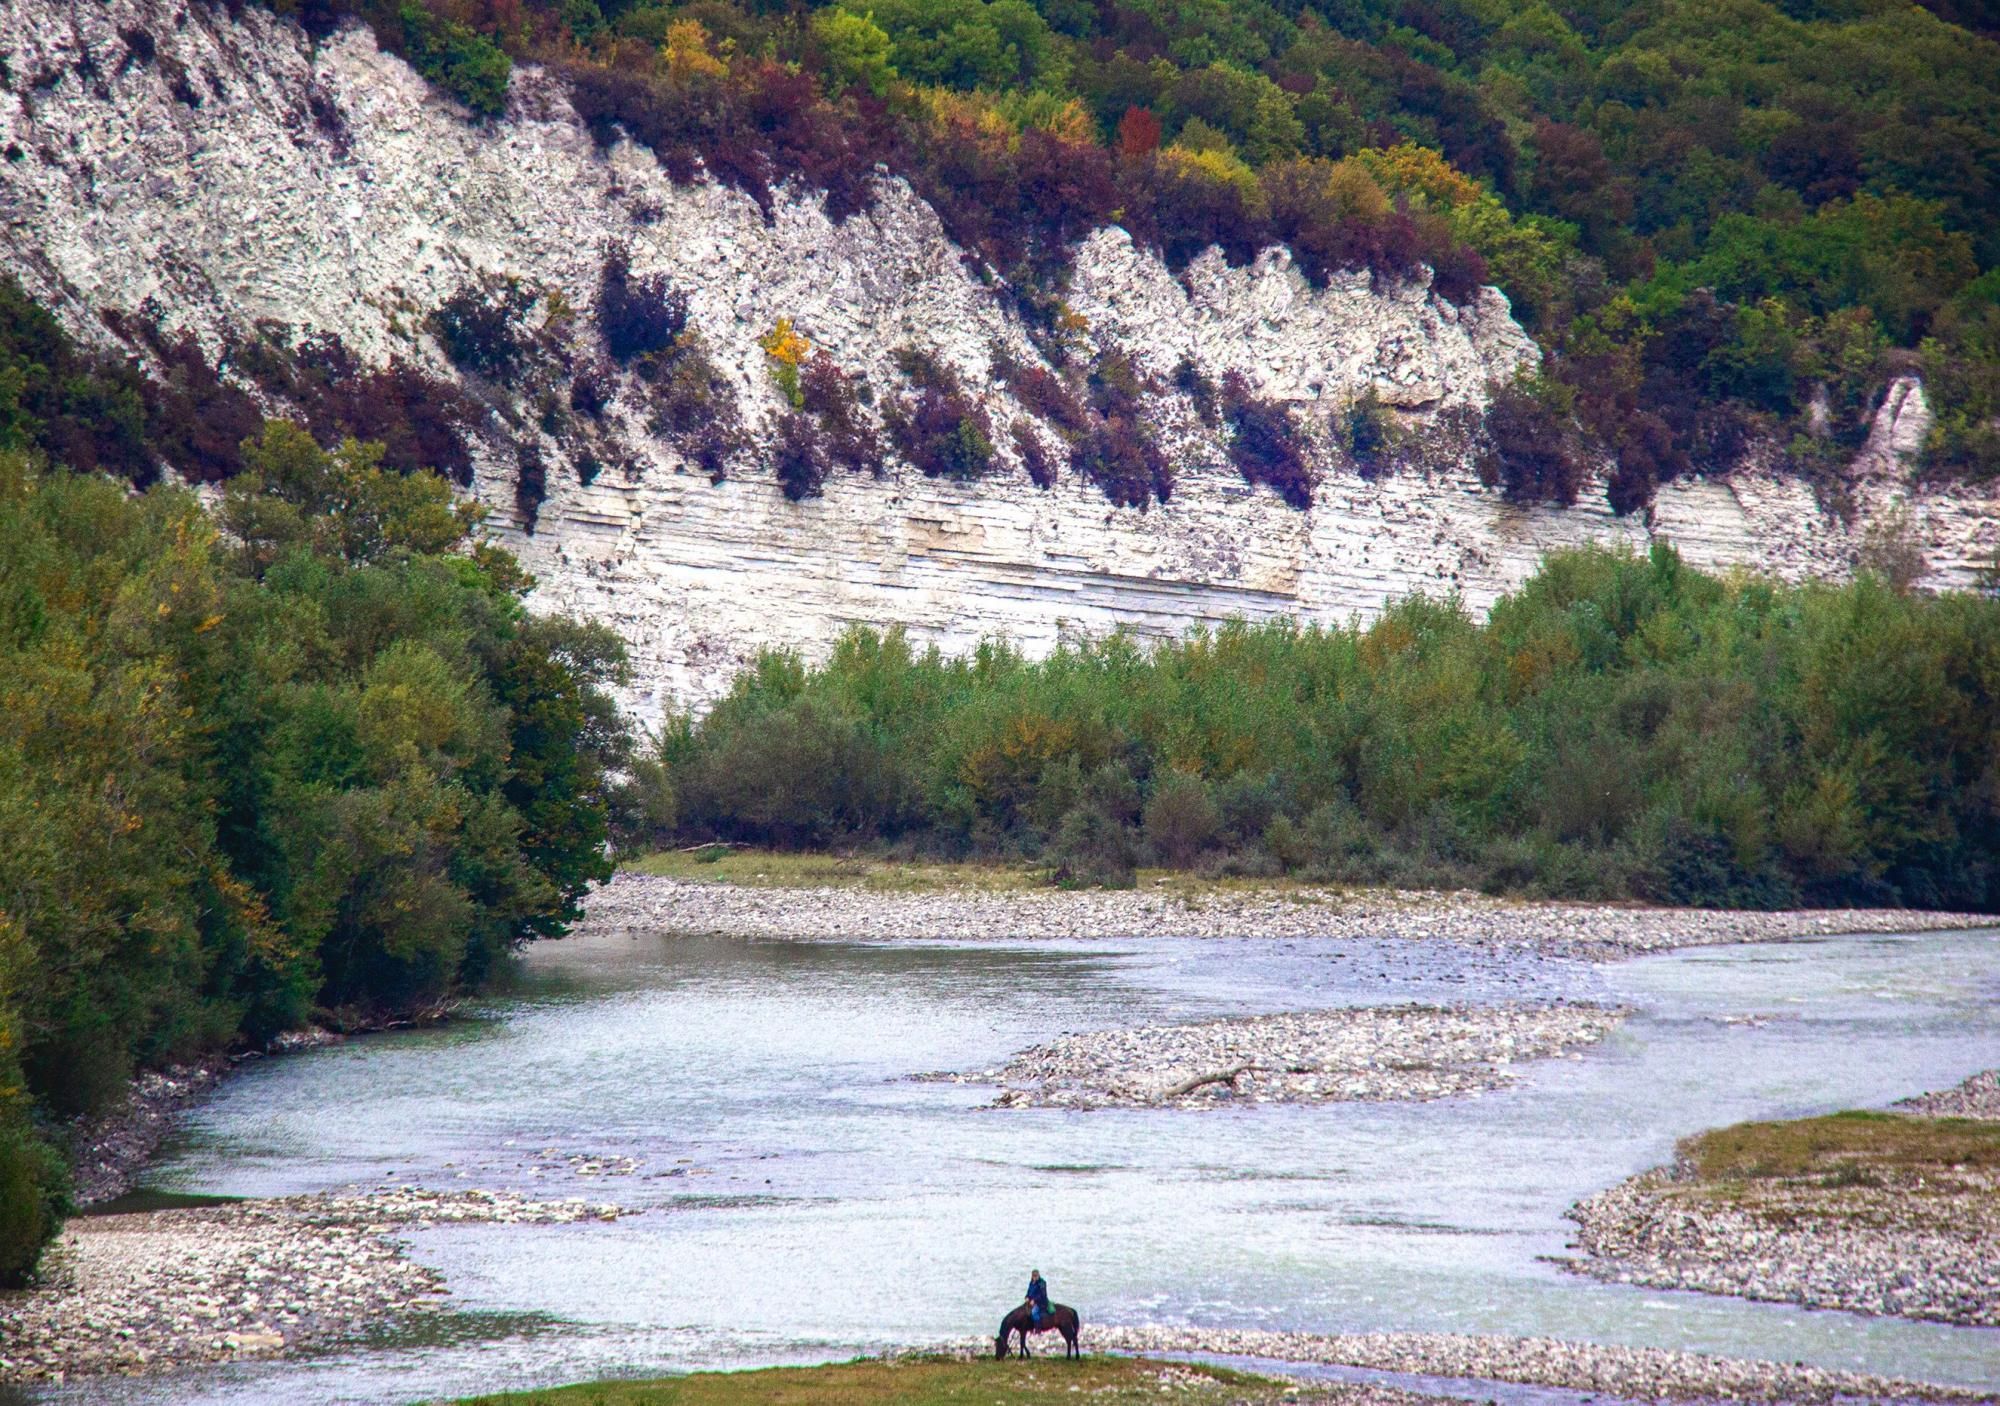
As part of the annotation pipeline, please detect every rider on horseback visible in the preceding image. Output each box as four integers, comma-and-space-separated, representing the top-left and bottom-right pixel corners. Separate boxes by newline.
1025, 1270, 1049, 1327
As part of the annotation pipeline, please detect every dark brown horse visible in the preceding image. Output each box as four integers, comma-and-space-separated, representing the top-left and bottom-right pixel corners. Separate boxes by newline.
995, 1301, 1080, 1358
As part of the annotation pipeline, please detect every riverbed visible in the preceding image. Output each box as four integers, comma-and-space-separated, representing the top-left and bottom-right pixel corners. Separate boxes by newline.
14, 915, 2000, 1404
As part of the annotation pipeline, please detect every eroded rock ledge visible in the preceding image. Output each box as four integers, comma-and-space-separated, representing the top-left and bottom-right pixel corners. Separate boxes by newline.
2, 0, 1993, 724
933, 1003, 1622, 1109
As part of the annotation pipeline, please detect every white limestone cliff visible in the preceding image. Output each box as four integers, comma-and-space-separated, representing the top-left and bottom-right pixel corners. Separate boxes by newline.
2, 0, 1992, 724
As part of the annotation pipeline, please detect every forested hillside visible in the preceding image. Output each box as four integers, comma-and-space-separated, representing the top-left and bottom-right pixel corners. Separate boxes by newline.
254, 0, 2000, 510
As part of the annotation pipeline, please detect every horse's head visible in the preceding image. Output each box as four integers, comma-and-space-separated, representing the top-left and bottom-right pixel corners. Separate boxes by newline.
994, 1331, 1009, 1359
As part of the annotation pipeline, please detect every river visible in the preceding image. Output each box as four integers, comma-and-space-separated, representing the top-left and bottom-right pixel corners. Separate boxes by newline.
25, 923, 2000, 1404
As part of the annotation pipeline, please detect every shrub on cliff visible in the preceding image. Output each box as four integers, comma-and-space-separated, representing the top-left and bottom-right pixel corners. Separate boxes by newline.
799, 353, 884, 476
598, 246, 688, 365
1072, 418, 1171, 507
429, 279, 538, 384
1220, 370, 1314, 508
646, 337, 747, 481
885, 348, 994, 480
992, 348, 1090, 436
396, 2, 511, 117
1479, 376, 1587, 507
772, 411, 828, 501
1012, 419, 1057, 488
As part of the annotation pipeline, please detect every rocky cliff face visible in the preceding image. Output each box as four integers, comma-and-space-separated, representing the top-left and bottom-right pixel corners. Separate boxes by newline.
3, 0, 1993, 722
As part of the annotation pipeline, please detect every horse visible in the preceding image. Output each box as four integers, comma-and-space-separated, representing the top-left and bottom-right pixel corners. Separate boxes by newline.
995, 1301, 1080, 1358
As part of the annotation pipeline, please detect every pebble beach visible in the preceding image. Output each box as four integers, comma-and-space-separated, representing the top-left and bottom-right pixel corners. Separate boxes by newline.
582, 872, 1992, 957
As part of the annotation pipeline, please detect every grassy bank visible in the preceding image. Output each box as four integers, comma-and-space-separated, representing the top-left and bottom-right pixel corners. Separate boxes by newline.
1569, 1098, 2000, 1324
623, 845, 1369, 901
1678, 1110, 2000, 1189
451, 1356, 1302, 1405
624, 847, 1042, 893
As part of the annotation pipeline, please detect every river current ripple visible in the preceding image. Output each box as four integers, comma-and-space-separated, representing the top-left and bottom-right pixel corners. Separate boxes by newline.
27, 924, 2000, 1405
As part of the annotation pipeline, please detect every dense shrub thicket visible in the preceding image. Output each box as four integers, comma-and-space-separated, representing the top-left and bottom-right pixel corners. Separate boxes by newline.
659, 546, 2000, 906
262, 0, 2000, 508
0, 432, 637, 1285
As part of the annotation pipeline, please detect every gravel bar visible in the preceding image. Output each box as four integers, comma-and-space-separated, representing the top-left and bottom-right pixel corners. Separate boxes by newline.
1896, 1068, 2000, 1120
586, 873, 1991, 958
933, 1002, 1624, 1108
1072, 1326, 1992, 1404
1566, 1071, 2000, 1328
0, 1189, 626, 1383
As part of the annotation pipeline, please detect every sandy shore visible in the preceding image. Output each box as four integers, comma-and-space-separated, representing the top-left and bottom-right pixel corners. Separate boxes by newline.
1565, 1070, 2000, 1327
929, 1002, 1624, 1108
582, 872, 1992, 957
0, 1189, 624, 1384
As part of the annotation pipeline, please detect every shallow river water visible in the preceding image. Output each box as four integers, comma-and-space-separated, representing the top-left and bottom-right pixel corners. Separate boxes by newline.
29, 922, 2000, 1404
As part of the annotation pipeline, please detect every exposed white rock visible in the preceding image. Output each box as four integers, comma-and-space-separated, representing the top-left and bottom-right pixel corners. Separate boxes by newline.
2, 0, 1992, 726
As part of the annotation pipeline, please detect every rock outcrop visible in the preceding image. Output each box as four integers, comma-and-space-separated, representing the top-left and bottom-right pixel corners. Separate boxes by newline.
3, 0, 1992, 722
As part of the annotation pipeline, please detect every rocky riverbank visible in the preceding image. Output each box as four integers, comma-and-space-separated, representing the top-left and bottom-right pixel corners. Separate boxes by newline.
584, 872, 1991, 958
1896, 1068, 2000, 1119
931, 1002, 1623, 1108
63, 1062, 229, 1208
1565, 1071, 2000, 1327
1068, 1326, 1993, 1404
0, 1189, 626, 1383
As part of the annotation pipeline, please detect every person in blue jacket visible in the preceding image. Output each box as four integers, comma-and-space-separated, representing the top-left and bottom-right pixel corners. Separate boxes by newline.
1024, 1269, 1050, 1326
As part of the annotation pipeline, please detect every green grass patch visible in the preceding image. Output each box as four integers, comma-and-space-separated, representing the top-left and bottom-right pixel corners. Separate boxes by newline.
621, 847, 1043, 893
449, 1354, 1292, 1405
620, 846, 1367, 902
1680, 1110, 2000, 1183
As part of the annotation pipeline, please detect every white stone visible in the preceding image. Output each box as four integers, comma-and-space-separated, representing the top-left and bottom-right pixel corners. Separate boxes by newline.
1, 0, 1992, 728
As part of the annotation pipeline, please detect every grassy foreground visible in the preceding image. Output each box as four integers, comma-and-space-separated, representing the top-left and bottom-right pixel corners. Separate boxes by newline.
450, 1355, 1295, 1405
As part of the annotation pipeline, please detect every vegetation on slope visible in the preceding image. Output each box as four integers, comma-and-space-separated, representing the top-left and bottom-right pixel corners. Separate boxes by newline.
0, 428, 639, 1284
452, 1355, 1303, 1405
245, 0, 2000, 509
643, 544, 2000, 909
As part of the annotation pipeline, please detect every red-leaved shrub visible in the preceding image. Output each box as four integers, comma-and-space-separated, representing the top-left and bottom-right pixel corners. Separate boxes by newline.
1221, 370, 1314, 508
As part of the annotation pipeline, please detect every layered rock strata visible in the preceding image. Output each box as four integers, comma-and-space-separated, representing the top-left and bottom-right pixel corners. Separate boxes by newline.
2, 0, 1992, 722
